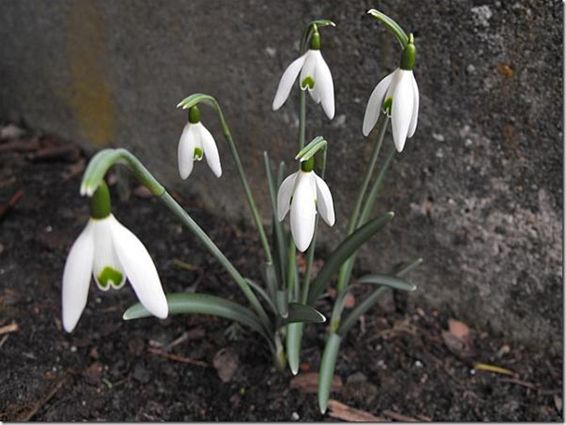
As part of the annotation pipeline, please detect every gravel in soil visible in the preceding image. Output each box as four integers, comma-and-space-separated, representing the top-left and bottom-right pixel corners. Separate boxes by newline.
0, 127, 562, 421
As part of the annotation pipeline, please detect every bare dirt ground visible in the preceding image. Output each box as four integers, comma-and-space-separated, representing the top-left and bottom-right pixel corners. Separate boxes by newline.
0, 124, 562, 421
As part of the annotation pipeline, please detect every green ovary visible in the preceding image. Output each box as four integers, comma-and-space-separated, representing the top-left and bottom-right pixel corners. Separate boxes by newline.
301, 76, 315, 90
97, 266, 124, 289
383, 96, 393, 115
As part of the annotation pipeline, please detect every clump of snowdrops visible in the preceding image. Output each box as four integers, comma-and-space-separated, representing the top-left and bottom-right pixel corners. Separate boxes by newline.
61, 10, 423, 413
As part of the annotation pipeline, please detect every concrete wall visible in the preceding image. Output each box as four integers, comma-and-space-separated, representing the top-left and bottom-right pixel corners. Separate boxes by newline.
0, 0, 562, 352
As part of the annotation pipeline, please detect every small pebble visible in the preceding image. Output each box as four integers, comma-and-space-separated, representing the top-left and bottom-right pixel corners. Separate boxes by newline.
70, 345, 77, 352
415, 360, 424, 368
291, 412, 300, 421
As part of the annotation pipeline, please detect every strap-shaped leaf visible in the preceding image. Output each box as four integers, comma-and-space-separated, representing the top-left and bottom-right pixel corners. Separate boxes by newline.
357, 273, 416, 291
284, 303, 326, 324
338, 258, 423, 336
246, 278, 277, 314
276, 290, 289, 318
285, 322, 304, 375
318, 332, 342, 414
307, 211, 395, 304
123, 293, 268, 339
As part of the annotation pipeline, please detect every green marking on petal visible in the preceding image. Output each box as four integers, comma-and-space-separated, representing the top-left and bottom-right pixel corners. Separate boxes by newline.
383, 96, 393, 116
193, 147, 204, 160
301, 76, 315, 90
97, 267, 124, 289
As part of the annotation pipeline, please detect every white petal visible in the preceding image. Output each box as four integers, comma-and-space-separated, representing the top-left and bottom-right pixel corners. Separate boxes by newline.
290, 172, 317, 252
62, 221, 94, 333
314, 174, 335, 226
313, 52, 335, 119
91, 216, 126, 290
199, 123, 222, 177
299, 50, 317, 90
362, 71, 395, 136
178, 123, 196, 180
110, 217, 168, 319
391, 70, 414, 152
272, 54, 306, 111
277, 172, 298, 221
408, 73, 419, 138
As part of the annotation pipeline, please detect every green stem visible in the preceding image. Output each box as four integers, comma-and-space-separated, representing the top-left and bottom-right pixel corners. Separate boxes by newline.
216, 106, 273, 263
298, 90, 306, 150
336, 114, 390, 293
159, 190, 271, 329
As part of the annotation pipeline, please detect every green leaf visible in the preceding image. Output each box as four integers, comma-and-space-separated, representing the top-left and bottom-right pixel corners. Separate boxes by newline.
307, 211, 395, 304
123, 293, 267, 338
318, 332, 342, 414
357, 273, 416, 291
276, 289, 289, 318
261, 262, 278, 301
284, 303, 326, 324
295, 136, 327, 162
245, 278, 277, 314
367, 9, 409, 48
286, 322, 304, 375
338, 257, 423, 336
264, 152, 287, 285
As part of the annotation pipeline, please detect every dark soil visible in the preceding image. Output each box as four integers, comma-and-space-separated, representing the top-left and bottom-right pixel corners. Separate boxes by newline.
0, 126, 563, 421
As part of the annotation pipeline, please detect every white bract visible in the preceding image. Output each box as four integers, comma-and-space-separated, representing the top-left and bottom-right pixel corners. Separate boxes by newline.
62, 214, 168, 332
272, 49, 335, 120
178, 122, 222, 179
362, 68, 419, 152
277, 170, 335, 252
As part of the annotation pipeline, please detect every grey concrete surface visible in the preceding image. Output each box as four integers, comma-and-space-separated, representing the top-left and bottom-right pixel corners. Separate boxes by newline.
0, 0, 562, 352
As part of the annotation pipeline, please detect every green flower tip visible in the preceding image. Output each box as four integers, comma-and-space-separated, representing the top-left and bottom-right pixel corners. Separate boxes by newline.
301, 76, 315, 90
188, 105, 201, 123
300, 156, 315, 172
400, 33, 416, 70
97, 266, 124, 289
89, 181, 112, 219
310, 30, 321, 50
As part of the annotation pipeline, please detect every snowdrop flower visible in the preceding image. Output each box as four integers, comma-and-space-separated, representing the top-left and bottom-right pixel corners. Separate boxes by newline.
272, 31, 335, 119
178, 105, 222, 179
362, 34, 419, 152
277, 158, 335, 252
62, 182, 168, 332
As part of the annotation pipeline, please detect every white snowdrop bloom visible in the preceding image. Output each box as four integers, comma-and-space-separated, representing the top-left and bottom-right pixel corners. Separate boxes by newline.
62, 184, 168, 332
178, 106, 222, 180
362, 35, 419, 152
277, 169, 335, 252
272, 32, 335, 120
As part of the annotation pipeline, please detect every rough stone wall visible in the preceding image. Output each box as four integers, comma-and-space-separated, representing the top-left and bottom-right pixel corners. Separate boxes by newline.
0, 0, 562, 352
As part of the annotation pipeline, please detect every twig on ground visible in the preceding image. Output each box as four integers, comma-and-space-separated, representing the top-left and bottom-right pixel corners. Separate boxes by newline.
17, 374, 69, 421
147, 347, 208, 367
382, 409, 421, 422
0, 322, 19, 335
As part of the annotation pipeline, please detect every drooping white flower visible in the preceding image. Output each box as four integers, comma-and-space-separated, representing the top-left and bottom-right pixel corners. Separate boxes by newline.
272, 49, 335, 120
362, 34, 419, 152
178, 117, 222, 180
62, 214, 168, 332
277, 170, 335, 252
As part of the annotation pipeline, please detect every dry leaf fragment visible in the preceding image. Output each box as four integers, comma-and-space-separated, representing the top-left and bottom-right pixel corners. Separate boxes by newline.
327, 399, 385, 422
290, 372, 342, 394
213, 348, 239, 383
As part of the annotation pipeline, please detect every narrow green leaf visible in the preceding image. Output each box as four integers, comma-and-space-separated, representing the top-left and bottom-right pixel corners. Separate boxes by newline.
367, 9, 409, 48
307, 212, 395, 304
264, 152, 286, 285
286, 322, 304, 375
123, 293, 267, 338
357, 273, 416, 292
276, 290, 289, 318
285, 303, 326, 324
318, 332, 342, 414
246, 278, 277, 314
338, 257, 423, 336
